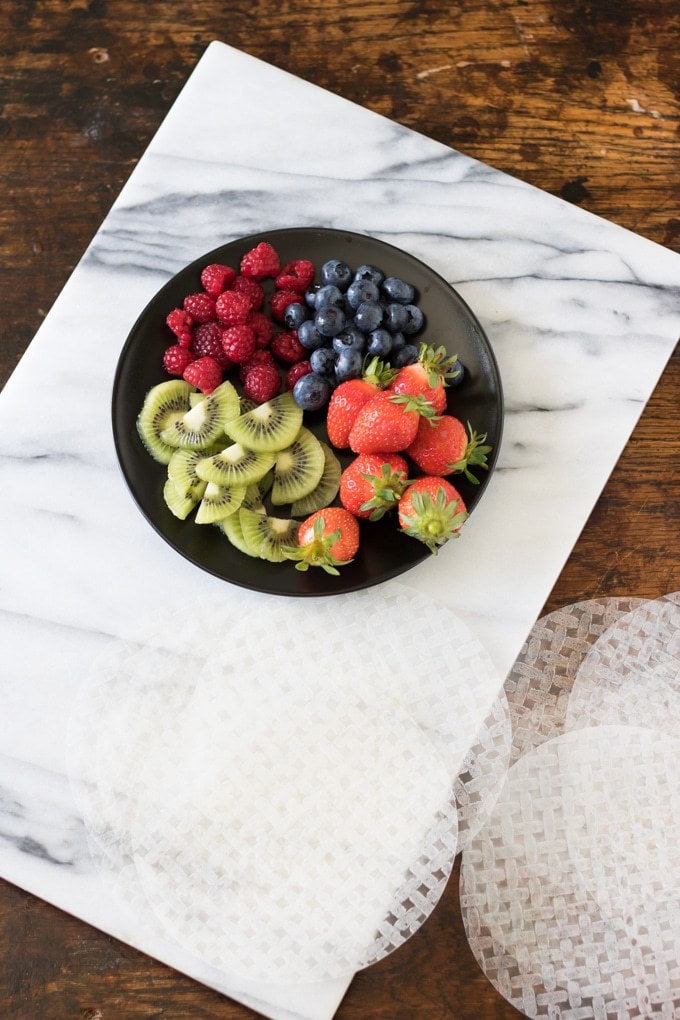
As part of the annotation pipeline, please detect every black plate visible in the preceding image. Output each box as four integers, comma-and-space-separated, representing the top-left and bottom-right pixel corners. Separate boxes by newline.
112, 227, 503, 596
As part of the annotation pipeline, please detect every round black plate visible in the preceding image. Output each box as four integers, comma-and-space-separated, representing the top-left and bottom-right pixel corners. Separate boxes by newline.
112, 227, 504, 596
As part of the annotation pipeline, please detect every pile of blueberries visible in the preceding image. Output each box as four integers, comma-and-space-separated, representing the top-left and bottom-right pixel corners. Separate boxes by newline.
287, 259, 425, 411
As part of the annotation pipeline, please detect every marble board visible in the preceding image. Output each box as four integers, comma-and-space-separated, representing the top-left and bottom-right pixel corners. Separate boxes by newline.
0, 40, 678, 1020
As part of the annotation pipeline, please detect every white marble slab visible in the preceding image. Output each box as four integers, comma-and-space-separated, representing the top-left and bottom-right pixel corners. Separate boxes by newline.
0, 39, 678, 1020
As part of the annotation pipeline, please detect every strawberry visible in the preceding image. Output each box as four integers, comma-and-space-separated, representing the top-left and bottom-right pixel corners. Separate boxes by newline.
326, 358, 397, 449
339, 453, 410, 520
390, 342, 462, 413
285, 508, 360, 575
398, 477, 468, 554
407, 415, 492, 483
348, 392, 437, 454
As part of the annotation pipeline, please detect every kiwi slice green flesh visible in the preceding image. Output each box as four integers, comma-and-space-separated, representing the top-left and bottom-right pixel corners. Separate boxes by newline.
163, 477, 198, 520
196, 444, 276, 487
167, 448, 212, 501
239, 508, 300, 563
137, 380, 194, 464
242, 482, 266, 513
224, 392, 303, 453
291, 442, 342, 516
271, 427, 325, 506
160, 380, 240, 450
218, 509, 261, 557
195, 482, 246, 525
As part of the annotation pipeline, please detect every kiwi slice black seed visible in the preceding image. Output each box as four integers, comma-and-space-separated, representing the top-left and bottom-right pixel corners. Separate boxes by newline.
224, 392, 303, 453
195, 482, 246, 525
290, 442, 342, 516
160, 380, 240, 450
239, 508, 301, 562
195, 444, 276, 488
271, 427, 325, 506
137, 380, 194, 464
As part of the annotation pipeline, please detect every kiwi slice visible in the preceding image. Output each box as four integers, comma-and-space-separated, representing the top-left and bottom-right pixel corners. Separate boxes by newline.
218, 505, 262, 557
239, 508, 301, 563
290, 442, 342, 516
195, 482, 246, 525
160, 380, 240, 450
224, 392, 303, 453
271, 427, 325, 506
167, 447, 213, 501
242, 482, 267, 513
195, 444, 276, 488
137, 380, 194, 464
163, 477, 198, 520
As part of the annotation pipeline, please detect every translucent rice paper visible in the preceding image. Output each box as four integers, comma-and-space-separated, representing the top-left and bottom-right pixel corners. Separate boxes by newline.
504, 597, 646, 765
460, 726, 680, 1018
69, 583, 502, 982
565, 593, 680, 738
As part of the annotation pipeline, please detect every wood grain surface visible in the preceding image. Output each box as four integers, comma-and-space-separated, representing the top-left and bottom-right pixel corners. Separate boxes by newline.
1, 1, 678, 1017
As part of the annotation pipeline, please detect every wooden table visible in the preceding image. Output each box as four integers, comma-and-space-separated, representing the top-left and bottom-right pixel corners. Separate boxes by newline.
1, 2, 678, 1017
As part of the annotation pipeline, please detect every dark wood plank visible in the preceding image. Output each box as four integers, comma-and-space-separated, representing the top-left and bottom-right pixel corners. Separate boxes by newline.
0, 0, 678, 1016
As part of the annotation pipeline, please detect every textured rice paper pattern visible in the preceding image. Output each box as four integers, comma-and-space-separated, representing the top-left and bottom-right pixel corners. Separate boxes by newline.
504, 597, 647, 765
565, 593, 680, 738
460, 727, 680, 1019
69, 583, 503, 982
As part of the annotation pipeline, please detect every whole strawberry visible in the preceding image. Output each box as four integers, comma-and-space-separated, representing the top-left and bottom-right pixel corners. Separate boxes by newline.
326, 358, 397, 449
398, 476, 468, 554
348, 392, 437, 454
390, 342, 462, 414
284, 508, 360, 575
407, 415, 491, 483
339, 453, 410, 520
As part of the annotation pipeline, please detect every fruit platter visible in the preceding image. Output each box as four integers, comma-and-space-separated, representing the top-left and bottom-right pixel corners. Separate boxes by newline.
112, 228, 503, 596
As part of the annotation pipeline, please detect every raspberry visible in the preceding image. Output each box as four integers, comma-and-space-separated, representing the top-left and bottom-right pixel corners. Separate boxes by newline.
166, 308, 194, 336
191, 322, 232, 369
285, 360, 312, 390
248, 310, 273, 349
242, 363, 282, 403
275, 259, 315, 294
182, 293, 217, 324
240, 241, 281, 280
200, 263, 236, 297
239, 349, 276, 384
163, 344, 195, 377
232, 275, 265, 311
221, 323, 256, 364
183, 356, 222, 394
271, 330, 307, 365
270, 288, 303, 324
215, 290, 254, 327
177, 329, 193, 349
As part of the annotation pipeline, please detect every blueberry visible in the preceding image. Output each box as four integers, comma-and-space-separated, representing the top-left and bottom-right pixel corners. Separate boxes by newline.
353, 300, 383, 333
297, 319, 327, 351
315, 304, 347, 337
449, 358, 465, 387
346, 278, 380, 310
332, 326, 365, 354
305, 283, 322, 309
310, 346, 337, 376
354, 264, 385, 287
314, 284, 344, 309
283, 302, 311, 330
402, 304, 424, 335
383, 302, 409, 333
320, 259, 352, 290
335, 348, 363, 383
292, 372, 332, 411
366, 328, 392, 359
390, 331, 406, 354
392, 343, 419, 367
382, 276, 415, 304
